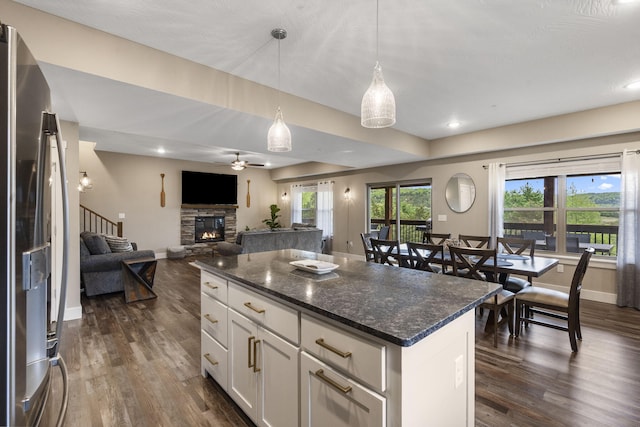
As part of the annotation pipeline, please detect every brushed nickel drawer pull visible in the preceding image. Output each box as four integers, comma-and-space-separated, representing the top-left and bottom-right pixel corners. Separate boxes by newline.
315, 338, 352, 358
203, 353, 218, 366
244, 302, 265, 314
203, 282, 218, 290
253, 339, 261, 373
248, 336, 255, 368
203, 314, 218, 324
315, 369, 352, 394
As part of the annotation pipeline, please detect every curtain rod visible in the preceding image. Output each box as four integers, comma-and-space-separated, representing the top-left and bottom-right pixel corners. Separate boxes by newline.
482, 150, 640, 169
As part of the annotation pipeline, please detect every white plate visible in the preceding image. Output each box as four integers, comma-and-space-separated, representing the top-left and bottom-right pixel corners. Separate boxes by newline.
289, 260, 339, 275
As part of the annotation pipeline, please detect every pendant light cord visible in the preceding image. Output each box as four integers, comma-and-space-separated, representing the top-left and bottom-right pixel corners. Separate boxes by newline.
376, 0, 379, 61
277, 37, 281, 107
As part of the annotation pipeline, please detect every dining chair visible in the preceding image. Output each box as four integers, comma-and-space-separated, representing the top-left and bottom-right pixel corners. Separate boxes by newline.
515, 248, 594, 352
497, 237, 536, 293
370, 238, 403, 266
566, 236, 580, 253
422, 232, 451, 245
458, 234, 491, 249
406, 242, 446, 273
449, 246, 515, 347
378, 225, 391, 240
360, 233, 376, 262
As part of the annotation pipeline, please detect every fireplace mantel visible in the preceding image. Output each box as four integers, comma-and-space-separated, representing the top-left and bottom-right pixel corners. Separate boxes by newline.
181, 204, 238, 209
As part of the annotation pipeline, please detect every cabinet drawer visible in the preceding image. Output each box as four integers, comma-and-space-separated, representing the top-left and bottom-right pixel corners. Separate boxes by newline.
201, 294, 228, 347
301, 351, 385, 427
201, 271, 228, 303
301, 314, 386, 392
201, 330, 228, 391
228, 282, 299, 345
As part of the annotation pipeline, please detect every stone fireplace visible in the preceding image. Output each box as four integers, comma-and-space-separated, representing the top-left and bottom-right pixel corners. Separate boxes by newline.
181, 206, 237, 254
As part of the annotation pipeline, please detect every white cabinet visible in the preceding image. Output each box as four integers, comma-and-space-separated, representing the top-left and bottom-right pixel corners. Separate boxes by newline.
228, 308, 298, 427
300, 351, 385, 427
200, 272, 228, 390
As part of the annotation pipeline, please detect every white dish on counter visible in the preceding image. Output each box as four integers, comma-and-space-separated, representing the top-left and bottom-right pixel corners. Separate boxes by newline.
289, 260, 339, 274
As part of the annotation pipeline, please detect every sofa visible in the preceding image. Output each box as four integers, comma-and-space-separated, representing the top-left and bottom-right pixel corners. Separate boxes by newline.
216, 227, 323, 255
80, 231, 156, 296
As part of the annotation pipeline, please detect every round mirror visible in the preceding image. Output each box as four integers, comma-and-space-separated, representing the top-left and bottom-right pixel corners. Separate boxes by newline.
445, 173, 476, 213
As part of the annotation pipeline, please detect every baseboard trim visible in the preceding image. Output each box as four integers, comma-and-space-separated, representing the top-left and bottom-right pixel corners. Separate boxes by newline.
64, 305, 82, 321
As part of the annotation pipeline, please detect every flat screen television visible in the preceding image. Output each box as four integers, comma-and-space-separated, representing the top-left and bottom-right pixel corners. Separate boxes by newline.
181, 171, 238, 205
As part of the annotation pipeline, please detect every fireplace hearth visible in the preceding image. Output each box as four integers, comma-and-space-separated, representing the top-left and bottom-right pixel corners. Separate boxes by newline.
195, 216, 225, 243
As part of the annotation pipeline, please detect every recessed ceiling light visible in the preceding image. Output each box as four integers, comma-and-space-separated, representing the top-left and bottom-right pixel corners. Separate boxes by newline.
613, 0, 637, 4
624, 80, 640, 90
447, 121, 461, 129
157, 147, 166, 154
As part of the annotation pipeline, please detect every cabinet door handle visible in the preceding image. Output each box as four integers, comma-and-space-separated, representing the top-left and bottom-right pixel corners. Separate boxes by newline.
253, 339, 261, 373
315, 369, 352, 394
244, 302, 265, 314
203, 282, 218, 290
315, 338, 352, 358
248, 336, 256, 368
203, 353, 219, 366
203, 314, 218, 324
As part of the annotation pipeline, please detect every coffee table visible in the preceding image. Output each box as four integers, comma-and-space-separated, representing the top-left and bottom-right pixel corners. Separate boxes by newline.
121, 257, 157, 303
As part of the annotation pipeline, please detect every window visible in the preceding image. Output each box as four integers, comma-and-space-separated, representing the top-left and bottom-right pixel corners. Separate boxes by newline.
368, 181, 431, 243
504, 158, 620, 256
291, 182, 334, 251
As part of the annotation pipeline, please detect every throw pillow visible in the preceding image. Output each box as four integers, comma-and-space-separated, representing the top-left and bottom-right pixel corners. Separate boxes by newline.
104, 235, 134, 252
82, 233, 111, 255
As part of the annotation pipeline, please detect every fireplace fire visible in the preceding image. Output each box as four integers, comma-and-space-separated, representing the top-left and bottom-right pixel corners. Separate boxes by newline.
195, 216, 225, 243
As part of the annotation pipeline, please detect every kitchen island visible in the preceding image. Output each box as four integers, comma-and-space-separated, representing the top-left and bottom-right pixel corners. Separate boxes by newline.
195, 249, 501, 427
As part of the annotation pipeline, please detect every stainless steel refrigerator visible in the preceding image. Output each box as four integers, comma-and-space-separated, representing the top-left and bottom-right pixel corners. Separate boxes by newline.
1, 23, 70, 426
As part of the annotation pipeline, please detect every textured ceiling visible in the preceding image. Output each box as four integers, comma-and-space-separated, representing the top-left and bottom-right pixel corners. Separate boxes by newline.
13, 0, 640, 170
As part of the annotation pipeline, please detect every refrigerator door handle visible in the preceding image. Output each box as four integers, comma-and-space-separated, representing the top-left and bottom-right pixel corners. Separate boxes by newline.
42, 112, 69, 358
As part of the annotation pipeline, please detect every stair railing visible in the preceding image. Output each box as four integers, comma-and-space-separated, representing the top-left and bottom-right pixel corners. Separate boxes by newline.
80, 204, 123, 237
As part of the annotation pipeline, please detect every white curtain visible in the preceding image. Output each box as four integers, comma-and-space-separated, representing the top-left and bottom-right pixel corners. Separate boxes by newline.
616, 150, 640, 309
487, 163, 505, 248
291, 184, 303, 224
316, 181, 334, 253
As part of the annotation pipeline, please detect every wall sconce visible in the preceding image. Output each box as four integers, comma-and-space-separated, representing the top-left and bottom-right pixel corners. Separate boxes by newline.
344, 188, 351, 201
78, 171, 93, 192
281, 192, 288, 202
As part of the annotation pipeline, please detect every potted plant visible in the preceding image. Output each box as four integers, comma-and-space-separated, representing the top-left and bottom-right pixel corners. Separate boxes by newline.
262, 204, 282, 231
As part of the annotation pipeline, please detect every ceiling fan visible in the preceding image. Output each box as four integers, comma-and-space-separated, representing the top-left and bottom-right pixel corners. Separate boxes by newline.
230, 152, 264, 171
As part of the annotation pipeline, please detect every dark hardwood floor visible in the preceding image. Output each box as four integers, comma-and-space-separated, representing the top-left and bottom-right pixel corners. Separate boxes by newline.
44, 257, 640, 426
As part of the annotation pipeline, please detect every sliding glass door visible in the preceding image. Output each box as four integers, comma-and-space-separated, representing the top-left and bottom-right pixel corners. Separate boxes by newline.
368, 181, 431, 243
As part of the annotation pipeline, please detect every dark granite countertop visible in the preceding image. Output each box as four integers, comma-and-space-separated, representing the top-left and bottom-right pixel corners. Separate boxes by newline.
195, 249, 501, 347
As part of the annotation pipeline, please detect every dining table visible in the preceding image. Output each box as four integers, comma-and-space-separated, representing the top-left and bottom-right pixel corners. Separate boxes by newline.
390, 244, 560, 283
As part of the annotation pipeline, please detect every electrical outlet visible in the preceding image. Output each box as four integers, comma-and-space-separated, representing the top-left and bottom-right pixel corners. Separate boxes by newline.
557, 264, 564, 273
438, 214, 447, 221
455, 355, 464, 388
118, 213, 125, 219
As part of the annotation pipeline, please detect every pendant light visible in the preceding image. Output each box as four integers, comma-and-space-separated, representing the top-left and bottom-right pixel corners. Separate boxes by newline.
361, 0, 396, 128
267, 28, 292, 152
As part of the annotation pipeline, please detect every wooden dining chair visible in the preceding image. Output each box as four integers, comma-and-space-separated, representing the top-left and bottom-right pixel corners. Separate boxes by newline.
377, 225, 391, 240
370, 238, 402, 266
422, 232, 451, 245
515, 248, 594, 352
360, 233, 376, 262
449, 246, 515, 347
497, 237, 536, 293
406, 242, 446, 273
458, 234, 492, 249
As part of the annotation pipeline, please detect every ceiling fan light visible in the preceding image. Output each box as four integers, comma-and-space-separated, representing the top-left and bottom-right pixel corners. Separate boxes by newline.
267, 107, 292, 152
361, 62, 396, 128
231, 163, 245, 171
